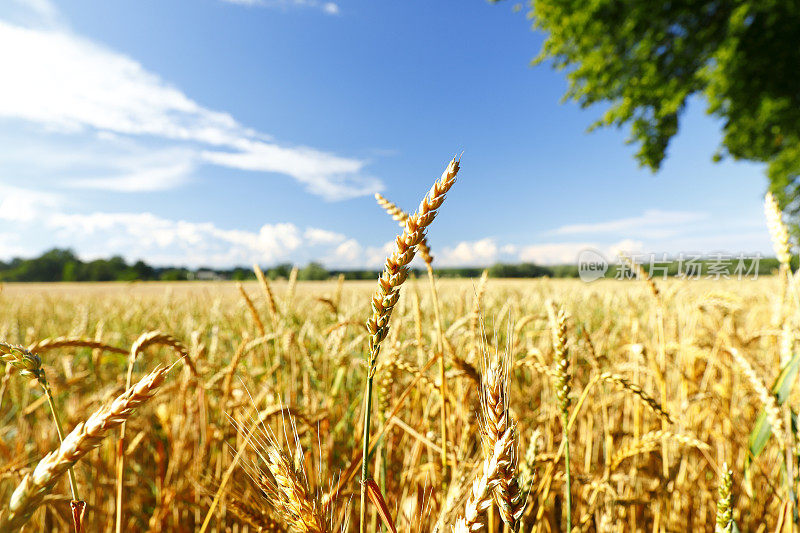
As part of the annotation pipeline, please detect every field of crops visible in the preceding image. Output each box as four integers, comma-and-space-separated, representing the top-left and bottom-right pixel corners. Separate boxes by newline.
0, 269, 795, 531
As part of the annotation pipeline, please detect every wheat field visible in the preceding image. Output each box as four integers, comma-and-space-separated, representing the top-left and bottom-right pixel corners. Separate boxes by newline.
0, 163, 797, 532
0, 273, 794, 531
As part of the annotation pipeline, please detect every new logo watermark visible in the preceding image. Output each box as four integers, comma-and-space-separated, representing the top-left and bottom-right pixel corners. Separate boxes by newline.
576, 250, 764, 282
577, 249, 608, 282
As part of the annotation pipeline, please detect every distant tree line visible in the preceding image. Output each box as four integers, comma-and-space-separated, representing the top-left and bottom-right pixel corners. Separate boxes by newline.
0, 248, 788, 282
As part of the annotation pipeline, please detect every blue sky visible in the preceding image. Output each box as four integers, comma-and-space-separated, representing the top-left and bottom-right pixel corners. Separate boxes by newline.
0, 0, 774, 268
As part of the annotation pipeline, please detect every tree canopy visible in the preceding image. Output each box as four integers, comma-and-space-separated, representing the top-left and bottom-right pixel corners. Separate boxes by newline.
515, 1, 800, 223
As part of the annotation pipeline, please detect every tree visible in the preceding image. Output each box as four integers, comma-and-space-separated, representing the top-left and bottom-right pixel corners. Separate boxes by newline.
488, 262, 552, 278
514, 1, 800, 227
0, 248, 79, 281
298, 262, 329, 281
130, 260, 156, 281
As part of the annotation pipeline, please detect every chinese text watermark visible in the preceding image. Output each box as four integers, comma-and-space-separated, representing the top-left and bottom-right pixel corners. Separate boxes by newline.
578, 250, 763, 283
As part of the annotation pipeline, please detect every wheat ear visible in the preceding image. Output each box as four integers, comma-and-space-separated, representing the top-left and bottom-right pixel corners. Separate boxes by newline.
518, 428, 542, 495
254, 263, 281, 324
0, 342, 45, 384
0, 366, 168, 530
1, 342, 82, 513
285, 266, 299, 309
481, 349, 523, 527
765, 191, 792, 270
550, 307, 572, 532
128, 331, 196, 376
263, 446, 327, 533
619, 253, 660, 299
610, 430, 710, 470
238, 282, 267, 336
375, 192, 434, 265
715, 464, 733, 533
469, 269, 489, 344
598, 372, 673, 424
452, 428, 514, 532
360, 157, 459, 532
375, 182, 455, 481
27, 337, 128, 356
727, 347, 785, 450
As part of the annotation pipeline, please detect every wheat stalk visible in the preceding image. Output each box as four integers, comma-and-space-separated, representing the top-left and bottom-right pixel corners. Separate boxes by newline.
117, 331, 191, 532
360, 157, 459, 532
0, 365, 169, 530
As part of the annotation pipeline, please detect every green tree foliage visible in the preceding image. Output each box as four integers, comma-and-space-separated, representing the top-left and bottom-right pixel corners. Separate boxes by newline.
488, 262, 551, 278
0, 249, 787, 281
298, 262, 329, 281
516, 1, 800, 223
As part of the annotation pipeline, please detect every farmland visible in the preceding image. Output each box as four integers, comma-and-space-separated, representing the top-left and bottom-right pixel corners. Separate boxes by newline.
0, 274, 791, 531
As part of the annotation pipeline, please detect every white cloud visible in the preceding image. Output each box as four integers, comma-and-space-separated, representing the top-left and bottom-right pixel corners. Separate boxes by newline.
304, 227, 346, 245
43, 212, 313, 267
438, 238, 499, 266
517, 240, 644, 265
0, 201, 382, 268
551, 210, 708, 239
0, 21, 240, 142
0, 184, 60, 222
0, 18, 378, 199
365, 241, 396, 268
326, 238, 362, 267
67, 153, 196, 192
202, 140, 382, 200
220, 0, 340, 14
500, 244, 517, 255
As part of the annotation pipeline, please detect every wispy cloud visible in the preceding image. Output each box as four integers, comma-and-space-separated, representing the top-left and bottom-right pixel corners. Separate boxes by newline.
64, 147, 197, 192
220, 0, 340, 15
202, 140, 382, 200
551, 210, 708, 239
0, 11, 374, 199
518, 240, 643, 264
